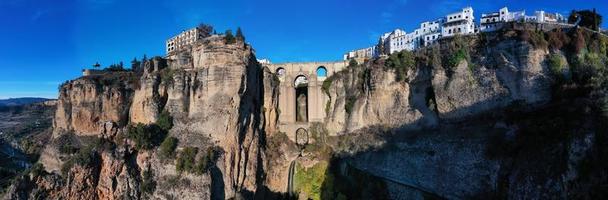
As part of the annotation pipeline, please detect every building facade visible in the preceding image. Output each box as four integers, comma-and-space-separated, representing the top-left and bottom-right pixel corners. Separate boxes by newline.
442, 7, 475, 37
166, 27, 206, 54
480, 7, 566, 32
343, 6, 570, 59
343, 46, 377, 62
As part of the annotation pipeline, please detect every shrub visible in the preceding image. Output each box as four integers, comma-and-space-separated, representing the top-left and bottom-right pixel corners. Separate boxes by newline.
236, 27, 245, 41
224, 30, 236, 44
30, 163, 45, 178
548, 53, 566, 80
140, 169, 157, 196
348, 59, 358, 68
344, 96, 357, 116
294, 161, 333, 200
518, 29, 547, 49
157, 111, 174, 131
160, 68, 175, 84
447, 48, 469, 70
127, 124, 165, 150
385, 50, 415, 81
159, 137, 178, 159
61, 145, 99, 177
321, 77, 333, 96
56, 134, 78, 155
547, 29, 570, 50
176, 147, 198, 173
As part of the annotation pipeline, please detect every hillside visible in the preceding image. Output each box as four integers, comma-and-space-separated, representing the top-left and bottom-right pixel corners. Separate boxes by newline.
0, 98, 52, 106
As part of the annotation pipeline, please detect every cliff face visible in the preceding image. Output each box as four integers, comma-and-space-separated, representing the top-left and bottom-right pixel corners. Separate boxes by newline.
9, 36, 276, 200
310, 28, 608, 199
53, 74, 137, 137
6, 26, 608, 200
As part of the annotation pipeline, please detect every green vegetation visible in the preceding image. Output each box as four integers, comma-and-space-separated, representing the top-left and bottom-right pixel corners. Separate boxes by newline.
157, 110, 174, 131
127, 123, 165, 150
175, 147, 197, 173
568, 10, 603, 30
158, 137, 178, 160
344, 96, 357, 116
294, 161, 334, 200
160, 68, 175, 84
197, 23, 214, 38
348, 59, 358, 68
61, 143, 100, 177
140, 169, 157, 196
385, 50, 415, 81
548, 53, 567, 82
30, 163, 45, 178
520, 29, 548, 49
224, 30, 236, 44
236, 27, 245, 41
447, 48, 468, 69
195, 147, 218, 175
321, 75, 336, 116
56, 133, 78, 154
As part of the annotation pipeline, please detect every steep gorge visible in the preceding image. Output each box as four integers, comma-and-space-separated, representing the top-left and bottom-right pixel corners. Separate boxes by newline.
4, 24, 608, 200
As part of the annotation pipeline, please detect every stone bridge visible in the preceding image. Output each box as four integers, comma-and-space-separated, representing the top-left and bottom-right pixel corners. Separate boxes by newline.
264, 61, 347, 140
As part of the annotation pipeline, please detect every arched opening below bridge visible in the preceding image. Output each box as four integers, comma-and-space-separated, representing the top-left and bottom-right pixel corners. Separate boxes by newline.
294, 75, 308, 122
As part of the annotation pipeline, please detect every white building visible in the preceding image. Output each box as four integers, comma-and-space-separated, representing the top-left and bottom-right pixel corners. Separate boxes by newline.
344, 46, 377, 61
480, 7, 525, 32
166, 27, 206, 54
480, 7, 566, 32
442, 7, 476, 37
534, 11, 566, 23
257, 59, 272, 64
377, 18, 444, 55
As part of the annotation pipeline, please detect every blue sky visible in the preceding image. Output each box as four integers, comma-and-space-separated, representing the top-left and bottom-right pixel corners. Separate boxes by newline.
0, 0, 606, 99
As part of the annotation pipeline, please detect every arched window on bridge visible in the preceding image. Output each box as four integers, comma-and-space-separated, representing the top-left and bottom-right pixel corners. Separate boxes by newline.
294, 75, 308, 122
276, 67, 286, 77
316, 66, 327, 78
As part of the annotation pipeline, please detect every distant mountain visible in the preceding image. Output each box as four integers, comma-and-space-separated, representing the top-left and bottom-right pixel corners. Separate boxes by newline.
0, 97, 52, 106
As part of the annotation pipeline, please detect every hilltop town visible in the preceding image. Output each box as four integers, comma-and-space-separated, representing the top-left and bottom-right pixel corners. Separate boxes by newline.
343, 6, 574, 62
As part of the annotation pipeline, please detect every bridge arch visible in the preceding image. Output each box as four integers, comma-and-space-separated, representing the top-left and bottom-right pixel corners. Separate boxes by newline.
316, 66, 327, 78
294, 75, 308, 122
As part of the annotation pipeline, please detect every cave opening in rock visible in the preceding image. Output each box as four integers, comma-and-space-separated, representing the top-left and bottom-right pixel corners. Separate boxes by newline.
294, 75, 309, 122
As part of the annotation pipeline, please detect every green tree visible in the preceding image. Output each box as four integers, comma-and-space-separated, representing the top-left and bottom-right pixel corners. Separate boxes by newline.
376, 38, 385, 56
569, 9, 603, 30
159, 137, 178, 159
386, 50, 416, 81
127, 124, 164, 150
236, 27, 245, 41
197, 23, 214, 37
157, 110, 173, 131
140, 169, 157, 196
176, 147, 198, 173
131, 57, 141, 71
348, 59, 358, 68
224, 30, 236, 44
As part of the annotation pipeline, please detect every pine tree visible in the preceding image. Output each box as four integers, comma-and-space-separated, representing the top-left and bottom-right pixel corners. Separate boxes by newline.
224, 30, 236, 44
377, 38, 385, 56
131, 57, 140, 71
236, 27, 245, 41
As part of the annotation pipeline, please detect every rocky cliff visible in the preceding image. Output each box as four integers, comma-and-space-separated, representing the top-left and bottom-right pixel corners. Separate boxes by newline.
4, 25, 608, 200
5, 35, 277, 200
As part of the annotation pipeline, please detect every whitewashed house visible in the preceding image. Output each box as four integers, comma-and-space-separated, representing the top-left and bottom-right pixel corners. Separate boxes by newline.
442, 7, 476, 37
